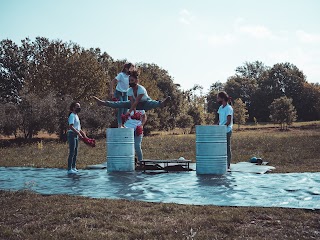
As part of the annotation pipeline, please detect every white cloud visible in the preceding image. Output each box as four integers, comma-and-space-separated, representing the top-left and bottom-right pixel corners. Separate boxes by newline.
234, 18, 286, 41
296, 30, 320, 43
179, 9, 195, 25
207, 33, 236, 46
196, 32, 236, 47
238, 25, 273, 39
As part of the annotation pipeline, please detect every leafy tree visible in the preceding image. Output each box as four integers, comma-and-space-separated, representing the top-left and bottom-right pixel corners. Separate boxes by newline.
235, 61, 269, 82
81, 103, 113, 136
17, 90, 46, 139
0, 39, 26, 103
261, 63, 306, 120
176, 114, 193, 134
143, 110, 160, 136
206, 82, 224, 123
299, 83, 320, 121
226, 61, 269, 121
233, 98, 248, 130
0, 103, 20, 137
269, 96, 297, 130
204, 113, 215, 125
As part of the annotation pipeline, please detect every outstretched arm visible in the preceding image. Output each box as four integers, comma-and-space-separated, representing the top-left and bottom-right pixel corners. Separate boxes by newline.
92, 96, 107, 106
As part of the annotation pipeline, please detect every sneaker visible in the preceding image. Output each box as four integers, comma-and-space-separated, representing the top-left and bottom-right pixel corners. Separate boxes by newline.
72, 168, 79, 172
160, 96, 171, 107
67, 169, 77, 174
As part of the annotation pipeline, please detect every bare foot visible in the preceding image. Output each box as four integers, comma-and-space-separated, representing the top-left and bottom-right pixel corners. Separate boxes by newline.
160, 96, 171, 107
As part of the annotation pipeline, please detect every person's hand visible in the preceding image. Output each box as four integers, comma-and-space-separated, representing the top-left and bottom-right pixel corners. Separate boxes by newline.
109, 92, 114, 99
125, 111, 130, 117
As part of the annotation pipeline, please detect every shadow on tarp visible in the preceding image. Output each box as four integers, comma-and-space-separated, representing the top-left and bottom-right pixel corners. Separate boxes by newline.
0, 167, 319, 209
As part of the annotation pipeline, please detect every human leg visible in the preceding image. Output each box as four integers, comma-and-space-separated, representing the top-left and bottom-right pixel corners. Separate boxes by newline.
67, 132, 77, 171
114, 90, 127, 127
134, 134, 143, 162
71, 137, 79, 169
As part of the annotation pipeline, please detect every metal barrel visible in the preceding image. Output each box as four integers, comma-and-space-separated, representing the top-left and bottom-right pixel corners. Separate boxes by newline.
196, 125, 227, 175
107, 128, 135, 172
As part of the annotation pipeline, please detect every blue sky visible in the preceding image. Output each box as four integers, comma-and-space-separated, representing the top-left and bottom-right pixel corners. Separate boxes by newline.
1, 0, 320, 91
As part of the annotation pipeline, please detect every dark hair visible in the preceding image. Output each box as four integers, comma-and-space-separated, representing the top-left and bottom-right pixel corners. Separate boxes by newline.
122, 62, 134, 73
69, 102, 78, 116
218, 91, 232, 104
129, 70, 139, 80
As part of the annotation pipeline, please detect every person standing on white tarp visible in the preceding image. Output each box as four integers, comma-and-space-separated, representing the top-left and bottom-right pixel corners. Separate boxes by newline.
122, 110, 147, 165
217, 91, 234, 170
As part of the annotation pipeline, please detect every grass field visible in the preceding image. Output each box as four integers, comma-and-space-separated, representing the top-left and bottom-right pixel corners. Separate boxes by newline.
1, 125, 320, 239
1, 190, 319, 240
1, 127, 319, 173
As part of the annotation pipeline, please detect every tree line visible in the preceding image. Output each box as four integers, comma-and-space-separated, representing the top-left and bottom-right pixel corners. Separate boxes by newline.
1, 37, 319, 140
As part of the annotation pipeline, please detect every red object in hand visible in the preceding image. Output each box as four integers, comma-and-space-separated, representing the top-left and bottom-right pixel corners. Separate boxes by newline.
131, 112, 142, 120
83, 137, 96, 147
136, 125, 143, 136
111, 97, 119, 101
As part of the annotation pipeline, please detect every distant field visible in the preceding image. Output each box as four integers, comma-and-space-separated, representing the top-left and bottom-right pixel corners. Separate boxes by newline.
0, 127, 319, 173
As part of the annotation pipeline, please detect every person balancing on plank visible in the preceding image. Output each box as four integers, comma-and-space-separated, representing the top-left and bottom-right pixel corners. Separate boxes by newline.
92, 70, 171, 111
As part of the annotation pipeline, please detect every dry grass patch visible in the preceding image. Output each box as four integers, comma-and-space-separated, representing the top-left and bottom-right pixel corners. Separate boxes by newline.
0, 190, 319, 240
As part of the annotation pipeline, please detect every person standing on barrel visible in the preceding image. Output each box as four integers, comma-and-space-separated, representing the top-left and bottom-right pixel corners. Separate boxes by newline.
217, 91, 233, 171
109, 62, 135, 128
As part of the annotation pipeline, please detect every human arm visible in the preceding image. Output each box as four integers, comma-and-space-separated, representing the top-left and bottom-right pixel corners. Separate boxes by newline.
69, 125, 84, 139
126, 94, 144, 115
226, 115, 231, 126
92, 96, 107, 106
79, 129, 87, 138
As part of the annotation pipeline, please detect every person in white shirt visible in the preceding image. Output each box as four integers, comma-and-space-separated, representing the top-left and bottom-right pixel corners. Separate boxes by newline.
123, 110, 147, 164
93, 70, 170, 112
109, 62, 135, 128
217, 91, 234, 170
67, 102, 87, 174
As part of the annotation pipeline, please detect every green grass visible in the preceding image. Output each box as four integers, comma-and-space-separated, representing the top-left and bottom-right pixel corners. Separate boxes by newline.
1, 128, 319, 173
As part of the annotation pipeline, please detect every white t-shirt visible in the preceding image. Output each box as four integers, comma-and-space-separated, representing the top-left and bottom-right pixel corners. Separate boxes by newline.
68, 113, 81, 131
115, 72, 129, 93
127, 85, 150, 102
124, 110, 145, 130
218, 104, 233, 133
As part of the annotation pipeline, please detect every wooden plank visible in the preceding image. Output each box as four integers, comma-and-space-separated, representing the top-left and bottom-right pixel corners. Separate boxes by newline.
141, 159, 191, 164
